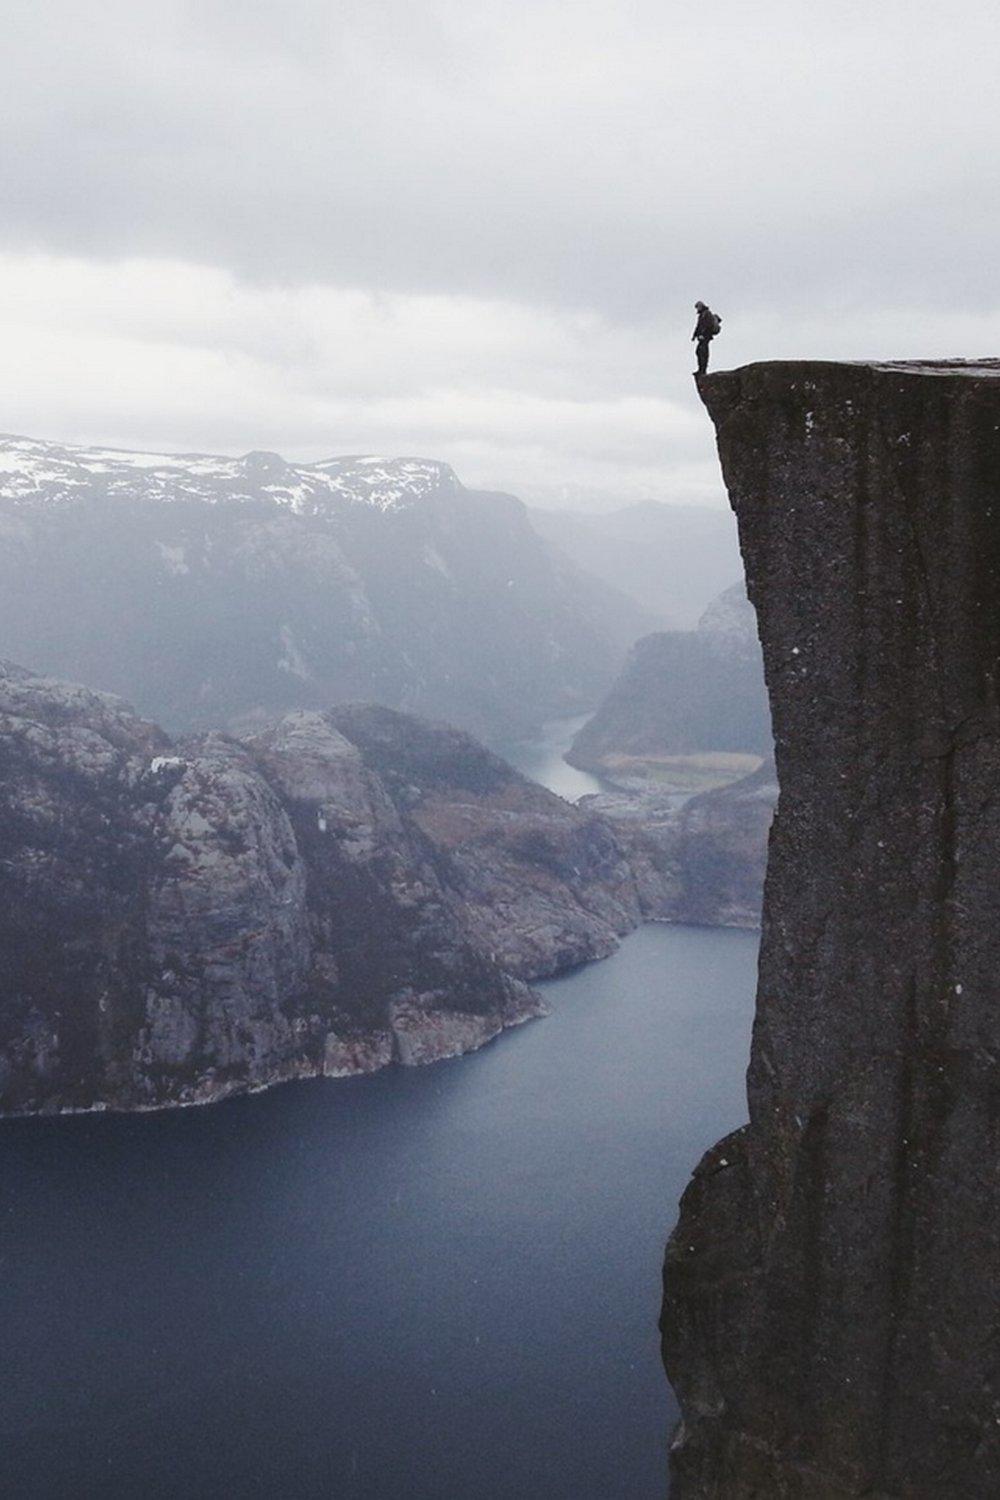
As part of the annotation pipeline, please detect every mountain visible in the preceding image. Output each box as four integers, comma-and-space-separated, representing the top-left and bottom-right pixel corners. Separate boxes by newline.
528, 501, 743, 627
0, 661, 657, 1116
585, 758, 776, 929
567, 581, 772, 777
663, 360, 1000, 1498
0, 435, 652, 743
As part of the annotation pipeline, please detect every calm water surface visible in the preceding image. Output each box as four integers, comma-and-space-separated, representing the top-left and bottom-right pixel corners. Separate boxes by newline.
1, 723, 758, 1500
500, 714, 606, 802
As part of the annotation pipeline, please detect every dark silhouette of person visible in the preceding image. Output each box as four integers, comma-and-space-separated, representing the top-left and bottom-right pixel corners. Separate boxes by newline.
692, 301, 720, 375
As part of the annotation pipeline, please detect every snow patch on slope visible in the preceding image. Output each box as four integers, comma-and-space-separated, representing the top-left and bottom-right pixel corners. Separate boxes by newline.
0, 434, 461, 517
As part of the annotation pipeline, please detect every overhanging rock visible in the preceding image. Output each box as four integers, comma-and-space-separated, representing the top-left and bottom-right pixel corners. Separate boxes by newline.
663, 361, 1000, 1499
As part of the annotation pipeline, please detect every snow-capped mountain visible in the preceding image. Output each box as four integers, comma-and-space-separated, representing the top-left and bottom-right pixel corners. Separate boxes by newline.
0, 434, 458, 515
0, 433, 652, 740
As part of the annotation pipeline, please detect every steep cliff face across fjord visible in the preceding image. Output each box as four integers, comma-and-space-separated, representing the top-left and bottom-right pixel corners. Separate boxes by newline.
0, 665, 649, 1116
662, 362, 1000, 1498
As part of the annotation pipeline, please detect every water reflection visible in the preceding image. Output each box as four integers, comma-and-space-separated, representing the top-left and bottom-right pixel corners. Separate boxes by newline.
500, 714, 605, 802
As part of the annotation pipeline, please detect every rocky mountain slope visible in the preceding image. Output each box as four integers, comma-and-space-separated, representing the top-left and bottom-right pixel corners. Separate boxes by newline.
663, 361, 1000, 1498
323, 705, 642, 979
567, 581, 772, 775
586, 757, 776, 929
0, 435, 651, 742
0, 662, 650, 1116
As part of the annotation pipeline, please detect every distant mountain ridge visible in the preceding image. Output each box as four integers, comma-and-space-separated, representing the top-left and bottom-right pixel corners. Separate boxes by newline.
0, 432, 653, 742
529, 501, 743, 627
567, 581, 772, 772
0, 434, 459, 515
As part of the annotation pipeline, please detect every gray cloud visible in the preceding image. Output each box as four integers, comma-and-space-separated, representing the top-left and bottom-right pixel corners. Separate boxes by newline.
2, 0, 998, 501
7, 0, 1000, 313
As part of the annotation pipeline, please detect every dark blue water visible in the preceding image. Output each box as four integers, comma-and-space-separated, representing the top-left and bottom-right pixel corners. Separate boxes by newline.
1, 924, 756, 1499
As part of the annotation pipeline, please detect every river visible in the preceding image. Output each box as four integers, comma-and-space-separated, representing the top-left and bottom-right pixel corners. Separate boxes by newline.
0, 723, 758, 1500
498, 713, 606, 802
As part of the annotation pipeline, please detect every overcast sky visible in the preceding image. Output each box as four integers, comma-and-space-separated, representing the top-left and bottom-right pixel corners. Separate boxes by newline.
4, 0, 999, 507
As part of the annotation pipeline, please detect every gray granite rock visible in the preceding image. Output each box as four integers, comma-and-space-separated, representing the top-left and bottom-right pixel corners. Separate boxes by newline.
0, 669, 651, 1114
663, 361, 1000, 1498
328, 705, 644, 978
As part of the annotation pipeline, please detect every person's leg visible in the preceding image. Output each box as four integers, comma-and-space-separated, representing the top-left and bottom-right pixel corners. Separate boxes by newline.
696, 339, 709, 374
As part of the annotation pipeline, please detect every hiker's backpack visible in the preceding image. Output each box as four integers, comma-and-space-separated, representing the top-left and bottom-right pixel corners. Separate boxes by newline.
709, 311, 722, 337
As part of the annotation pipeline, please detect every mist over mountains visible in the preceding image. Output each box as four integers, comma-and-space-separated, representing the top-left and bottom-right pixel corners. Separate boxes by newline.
529, 502, 742, 628
0, 432, 767, 1121
0, 435, 656, 743
568, 582, 771, 773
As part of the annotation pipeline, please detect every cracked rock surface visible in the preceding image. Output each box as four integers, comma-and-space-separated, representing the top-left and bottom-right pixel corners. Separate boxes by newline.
663, 361, 1000, 1498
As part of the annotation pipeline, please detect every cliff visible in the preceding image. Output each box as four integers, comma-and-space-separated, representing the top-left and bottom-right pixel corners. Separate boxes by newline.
663, 361, 1000, 1498
0, 665, 645, 1115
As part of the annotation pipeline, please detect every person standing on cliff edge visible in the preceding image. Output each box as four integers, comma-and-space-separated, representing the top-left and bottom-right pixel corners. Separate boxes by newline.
692, 301, 721, 375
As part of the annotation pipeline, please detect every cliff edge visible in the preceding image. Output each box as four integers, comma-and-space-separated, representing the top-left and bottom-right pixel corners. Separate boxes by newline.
662, 361, 1000, 1498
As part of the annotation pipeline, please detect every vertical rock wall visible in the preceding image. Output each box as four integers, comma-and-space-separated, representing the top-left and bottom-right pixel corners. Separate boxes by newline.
663, 362, 1000, 1498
